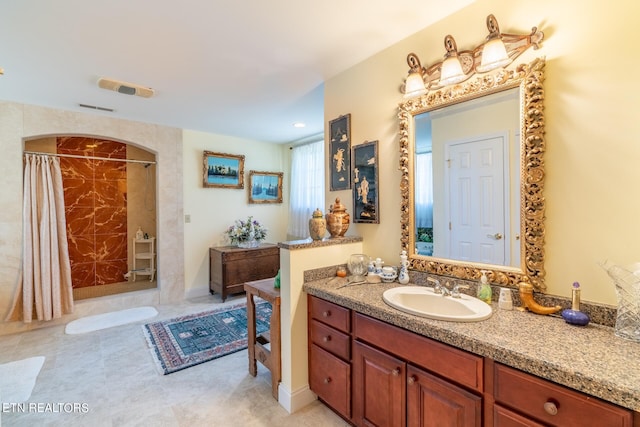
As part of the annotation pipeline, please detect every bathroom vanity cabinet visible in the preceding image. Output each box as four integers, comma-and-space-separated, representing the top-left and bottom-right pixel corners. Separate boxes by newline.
353, 313, 482, 427
209, 244, 280, 301
307, 294, 638, 427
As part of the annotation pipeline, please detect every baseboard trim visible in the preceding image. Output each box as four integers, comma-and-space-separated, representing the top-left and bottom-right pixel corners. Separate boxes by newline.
183, 286, 210, 300
278, 383, 317, 414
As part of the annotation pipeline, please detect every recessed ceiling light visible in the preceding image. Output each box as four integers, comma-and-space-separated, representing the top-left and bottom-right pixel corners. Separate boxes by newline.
293, 122, 306, 128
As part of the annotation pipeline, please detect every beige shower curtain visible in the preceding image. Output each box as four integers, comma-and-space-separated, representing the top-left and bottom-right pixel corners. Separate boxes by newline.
6, 154, 74, 323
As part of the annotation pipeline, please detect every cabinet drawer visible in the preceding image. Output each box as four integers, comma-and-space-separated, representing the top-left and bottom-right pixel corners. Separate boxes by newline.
310, 319, 350, 361
220, 246, 279, 261
494, 363, 633, 427
354, 313, 483, 392
309, 296, 350, 333
223, 254, 279, 285
494, 404, 546, 427
309, 344, 351, 419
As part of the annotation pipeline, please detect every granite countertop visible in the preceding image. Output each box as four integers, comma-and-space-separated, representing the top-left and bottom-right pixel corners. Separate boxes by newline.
303, 278, 640, 411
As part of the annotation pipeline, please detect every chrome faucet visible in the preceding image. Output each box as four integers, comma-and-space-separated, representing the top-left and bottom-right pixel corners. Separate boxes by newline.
435, 279, 453, 296
427, 277, 445, 295
428, 278, 468, 298
451, 283, 470, 298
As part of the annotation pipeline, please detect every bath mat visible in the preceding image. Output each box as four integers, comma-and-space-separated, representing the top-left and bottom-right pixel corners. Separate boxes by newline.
0, 356, 45, 403
65, 306, 158, 334
142, 301, 271, 375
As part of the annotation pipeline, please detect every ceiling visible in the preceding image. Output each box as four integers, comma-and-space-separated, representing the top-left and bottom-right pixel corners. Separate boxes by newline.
0, 1, 474, 144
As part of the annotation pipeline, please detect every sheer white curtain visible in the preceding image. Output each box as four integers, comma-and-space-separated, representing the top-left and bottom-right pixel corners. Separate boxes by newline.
415, 152, 433, 228
288, 140, 325, 238
6, 154, 74, 323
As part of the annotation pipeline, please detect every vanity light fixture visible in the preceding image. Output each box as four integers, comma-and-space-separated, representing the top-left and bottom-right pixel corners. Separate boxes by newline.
439, 35, 467, 86
477, 14, 512, 72
400, 14, 544, 97
402, 53, 428, 98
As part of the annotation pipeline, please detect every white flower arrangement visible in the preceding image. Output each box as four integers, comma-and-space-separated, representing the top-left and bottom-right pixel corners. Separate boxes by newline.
224, 216, 267, 245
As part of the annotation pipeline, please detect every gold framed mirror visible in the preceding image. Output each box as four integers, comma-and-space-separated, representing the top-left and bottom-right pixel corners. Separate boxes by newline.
398, 57, 546, 291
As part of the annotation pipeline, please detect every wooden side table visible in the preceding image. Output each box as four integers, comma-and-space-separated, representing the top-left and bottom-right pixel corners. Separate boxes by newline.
244, 278, 281, 400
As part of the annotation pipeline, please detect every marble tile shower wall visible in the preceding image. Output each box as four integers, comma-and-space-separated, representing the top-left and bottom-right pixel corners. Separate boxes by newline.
57, 137, 128, 288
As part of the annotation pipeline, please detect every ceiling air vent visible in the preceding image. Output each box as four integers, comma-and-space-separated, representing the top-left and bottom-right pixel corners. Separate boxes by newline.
97, 77, 154, 98
79, 103, 114, 112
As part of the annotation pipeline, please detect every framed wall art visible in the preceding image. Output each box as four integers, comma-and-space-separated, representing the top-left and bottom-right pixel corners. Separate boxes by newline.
203, 151, 245, 189
352, 140, 379, 223
248, 170, 283, 204
329, 113, 351, 191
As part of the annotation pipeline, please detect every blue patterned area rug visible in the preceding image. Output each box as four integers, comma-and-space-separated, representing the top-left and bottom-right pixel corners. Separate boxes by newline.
142, 301, 271, 375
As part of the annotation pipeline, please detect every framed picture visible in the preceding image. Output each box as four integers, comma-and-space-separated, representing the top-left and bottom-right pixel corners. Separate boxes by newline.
329, 114, 351, 191
248, 170, 283, 204
352, 140, 379, 223
203, 151, 245, 188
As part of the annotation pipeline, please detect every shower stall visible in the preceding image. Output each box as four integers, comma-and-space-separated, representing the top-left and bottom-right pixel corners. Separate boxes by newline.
24, 136, 157, 300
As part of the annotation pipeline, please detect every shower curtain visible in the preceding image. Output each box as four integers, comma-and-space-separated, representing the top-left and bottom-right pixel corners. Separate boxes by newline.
6, 154, 74, 323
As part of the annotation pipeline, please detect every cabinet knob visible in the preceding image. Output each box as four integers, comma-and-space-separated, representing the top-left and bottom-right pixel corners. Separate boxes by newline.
407, 375, 417, 385
323, 377, 332, 384
392, 368, 401, 376
322, 335, 332, 342
543, 400, 559, 416
322, 310, 331, 318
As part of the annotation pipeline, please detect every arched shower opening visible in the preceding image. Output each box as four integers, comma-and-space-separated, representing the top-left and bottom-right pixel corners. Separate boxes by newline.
24, 136, 157, 300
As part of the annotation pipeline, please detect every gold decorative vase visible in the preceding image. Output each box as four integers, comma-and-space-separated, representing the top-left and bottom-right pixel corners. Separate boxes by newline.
308, 208, 327, 240
326, 197, 350, 238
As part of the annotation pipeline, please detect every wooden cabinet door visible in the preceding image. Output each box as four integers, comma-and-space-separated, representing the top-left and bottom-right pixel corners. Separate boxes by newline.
407, 365, 482, 427
353, 341, 405, 427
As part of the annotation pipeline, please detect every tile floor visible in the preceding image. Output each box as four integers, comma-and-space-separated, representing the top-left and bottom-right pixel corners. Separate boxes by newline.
0, 294, 349, 427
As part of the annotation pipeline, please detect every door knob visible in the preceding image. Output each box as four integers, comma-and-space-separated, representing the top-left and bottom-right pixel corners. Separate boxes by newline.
487, 233, 503, 240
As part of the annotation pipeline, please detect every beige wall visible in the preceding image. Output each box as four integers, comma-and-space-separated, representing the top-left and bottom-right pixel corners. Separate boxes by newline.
181, 129, 290, 297
324, 0, 640, 306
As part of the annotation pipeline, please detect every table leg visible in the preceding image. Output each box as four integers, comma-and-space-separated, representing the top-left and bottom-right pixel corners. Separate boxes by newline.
247, 293, 257, 377
270, 302, 281, 400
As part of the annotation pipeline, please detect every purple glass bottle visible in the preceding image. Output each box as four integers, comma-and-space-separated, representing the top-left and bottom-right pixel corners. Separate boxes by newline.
561, 282, 590, 326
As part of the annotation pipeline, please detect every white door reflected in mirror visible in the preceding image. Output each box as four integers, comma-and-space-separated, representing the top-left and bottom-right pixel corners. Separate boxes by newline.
414, 87, 520, 268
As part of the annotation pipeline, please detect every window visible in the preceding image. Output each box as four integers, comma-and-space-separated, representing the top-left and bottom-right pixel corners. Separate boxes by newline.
288, 140, 325, 238
415, 151, 433, 229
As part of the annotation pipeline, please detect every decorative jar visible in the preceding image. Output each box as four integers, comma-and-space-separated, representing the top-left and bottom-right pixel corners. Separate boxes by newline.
326, 197, 350, 238
308, 208, 327, 240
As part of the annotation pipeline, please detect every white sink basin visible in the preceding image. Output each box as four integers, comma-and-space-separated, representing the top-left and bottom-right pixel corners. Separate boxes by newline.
382, 286, 492, 322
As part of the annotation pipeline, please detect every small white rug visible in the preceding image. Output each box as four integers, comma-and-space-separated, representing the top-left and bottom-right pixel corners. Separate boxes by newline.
65, 306, 158, 335
0, 356, 45, 403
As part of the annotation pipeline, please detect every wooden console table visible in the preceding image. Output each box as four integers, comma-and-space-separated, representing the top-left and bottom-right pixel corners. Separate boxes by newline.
209, 244, 280, 302
244, 278, 281, 400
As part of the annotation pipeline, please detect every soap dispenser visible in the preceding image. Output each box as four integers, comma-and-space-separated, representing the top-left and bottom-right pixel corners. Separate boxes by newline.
477, 270, 492, 304
561, 282, 590, 326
